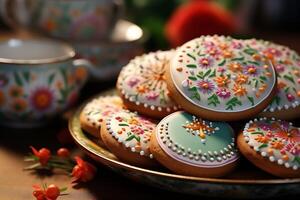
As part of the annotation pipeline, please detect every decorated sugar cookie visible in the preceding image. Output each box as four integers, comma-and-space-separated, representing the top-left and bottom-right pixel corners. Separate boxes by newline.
150, 111, 239, 177
238, 118, 300, 178
245, 39, 300, 119
117, 51, 179, 119
80, 96, 123, 138
167, 35, 277, 121
101, 110, 158, 167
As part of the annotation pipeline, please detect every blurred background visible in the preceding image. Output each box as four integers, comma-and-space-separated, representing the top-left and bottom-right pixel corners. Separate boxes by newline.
0, 0, 300, 112
1, 0, 300, 50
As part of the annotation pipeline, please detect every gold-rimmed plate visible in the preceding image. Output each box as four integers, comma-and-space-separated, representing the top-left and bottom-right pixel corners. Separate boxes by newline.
69, 91, 300, 198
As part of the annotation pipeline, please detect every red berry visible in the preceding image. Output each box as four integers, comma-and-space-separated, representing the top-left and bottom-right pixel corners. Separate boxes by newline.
45, 184, 60, 200
38, 148, 51, 166
33, 189, 45, 200
57, 148, 70, 157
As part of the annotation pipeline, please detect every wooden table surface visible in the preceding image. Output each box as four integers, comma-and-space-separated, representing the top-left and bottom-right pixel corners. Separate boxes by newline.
0, 30, 300, 200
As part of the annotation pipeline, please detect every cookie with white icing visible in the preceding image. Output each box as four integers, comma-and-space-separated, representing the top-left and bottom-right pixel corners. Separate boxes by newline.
166, 35, 277, 121
245, 39, 300, 119
150, 111, 239, 177
238, 118, 300, 178
80, 96, 124, 138
117, 51, 179, 119
101, 110, 158, 168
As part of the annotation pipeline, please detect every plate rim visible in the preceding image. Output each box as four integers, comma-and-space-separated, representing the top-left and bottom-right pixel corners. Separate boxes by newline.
69, 93, 300, 185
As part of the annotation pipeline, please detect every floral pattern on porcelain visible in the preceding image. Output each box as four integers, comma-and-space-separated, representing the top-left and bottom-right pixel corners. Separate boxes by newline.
105, 110, 156, 158
245, 39, 300, 112
170, 35, 276, 112
0, 62, 87, 123
117, 51, 178, 112
36, 0, 120, 40
243, 118, 300, 170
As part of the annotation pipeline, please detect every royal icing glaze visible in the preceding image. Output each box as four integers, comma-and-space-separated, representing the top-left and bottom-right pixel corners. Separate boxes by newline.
156, 111, 239, 167
245, 39, 300, 112
243, 118, 300, 170
82, 96, 123, 130
170, 35, 276, 112
117, 51, 178, 112
105, 110, 156, 158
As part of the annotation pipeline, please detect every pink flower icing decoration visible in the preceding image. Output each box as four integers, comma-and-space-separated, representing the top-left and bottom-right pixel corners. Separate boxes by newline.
216, 88, 230, 99
146, 91, 159, 101
275, 64, 285, 73
127, 77, 140, 88
198, 57, 214, 68
286, 93, 295, 102
197, 80, 215, 94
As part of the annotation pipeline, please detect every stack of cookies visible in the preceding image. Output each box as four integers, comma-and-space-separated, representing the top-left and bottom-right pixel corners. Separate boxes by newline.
80, 35, 300, 178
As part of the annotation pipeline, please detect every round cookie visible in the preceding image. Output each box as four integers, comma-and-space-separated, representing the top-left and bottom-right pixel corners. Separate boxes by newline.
101, 110, 158, 168
238, 118, 300, 178
150, 111, 239, 177
80, 96, 124, 138
245, 39, 300, 119
117, 51, 179, 119
167, 35, 277, 121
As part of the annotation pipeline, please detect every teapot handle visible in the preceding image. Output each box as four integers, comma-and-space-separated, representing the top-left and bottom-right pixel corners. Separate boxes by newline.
0, 0, 34, 28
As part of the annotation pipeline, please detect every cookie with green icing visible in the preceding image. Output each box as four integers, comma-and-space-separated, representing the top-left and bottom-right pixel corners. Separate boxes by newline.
117, 51, 179, 119
166, 35, 277, 121
150, 111, 239, 177
238, 117, 300, 178
101, 110, 158, 168
244, 39, 300, 119
80, 96, 124, 138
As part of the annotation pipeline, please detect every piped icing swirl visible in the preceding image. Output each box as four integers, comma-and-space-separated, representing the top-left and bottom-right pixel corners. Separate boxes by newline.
243, 118, 300, 170
117, 51, 178, 112
105, 110, 156, 158
170, 35, 276, 112
156, 111, 239, 168
245, 39, 300, 113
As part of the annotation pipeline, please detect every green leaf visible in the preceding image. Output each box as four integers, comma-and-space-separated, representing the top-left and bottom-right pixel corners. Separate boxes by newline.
225, 97, 242, 110
250, 132, 264, 135
119, 123, 129, 126
196, 72, 204, 79
203, 69, 211, 78
14, 72, 23, 86
126, 134, 140, 142
254, 80, 258, 88
231, 57, 244, 61
283, 75, 295, 83
22, 71, 30, 83
207, 94, 220, 107
218, 59, 226, 66
188, 86, 197, 92
48, 74, 56, 85
186, 64, 197, 68
243, 48, 258, 55
284, 87, 290, 93
259, 76, 267, 81
273, 96, 281, 106
293, 157, 300, 165
258, 143, 268, 149
187, 53, 196, 61
247, 96, 254, 106
208, 69, 216, 78
248, 61, 260, 66
188, 76, 197, 81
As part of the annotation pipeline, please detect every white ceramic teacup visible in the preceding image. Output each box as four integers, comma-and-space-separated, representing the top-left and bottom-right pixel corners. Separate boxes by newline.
0, 38, 90, 127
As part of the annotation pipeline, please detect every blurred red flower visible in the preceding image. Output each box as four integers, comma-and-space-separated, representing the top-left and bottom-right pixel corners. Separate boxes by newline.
72, 156, 97, 183
165, 0, 235, 47
30, 146, 51, 166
